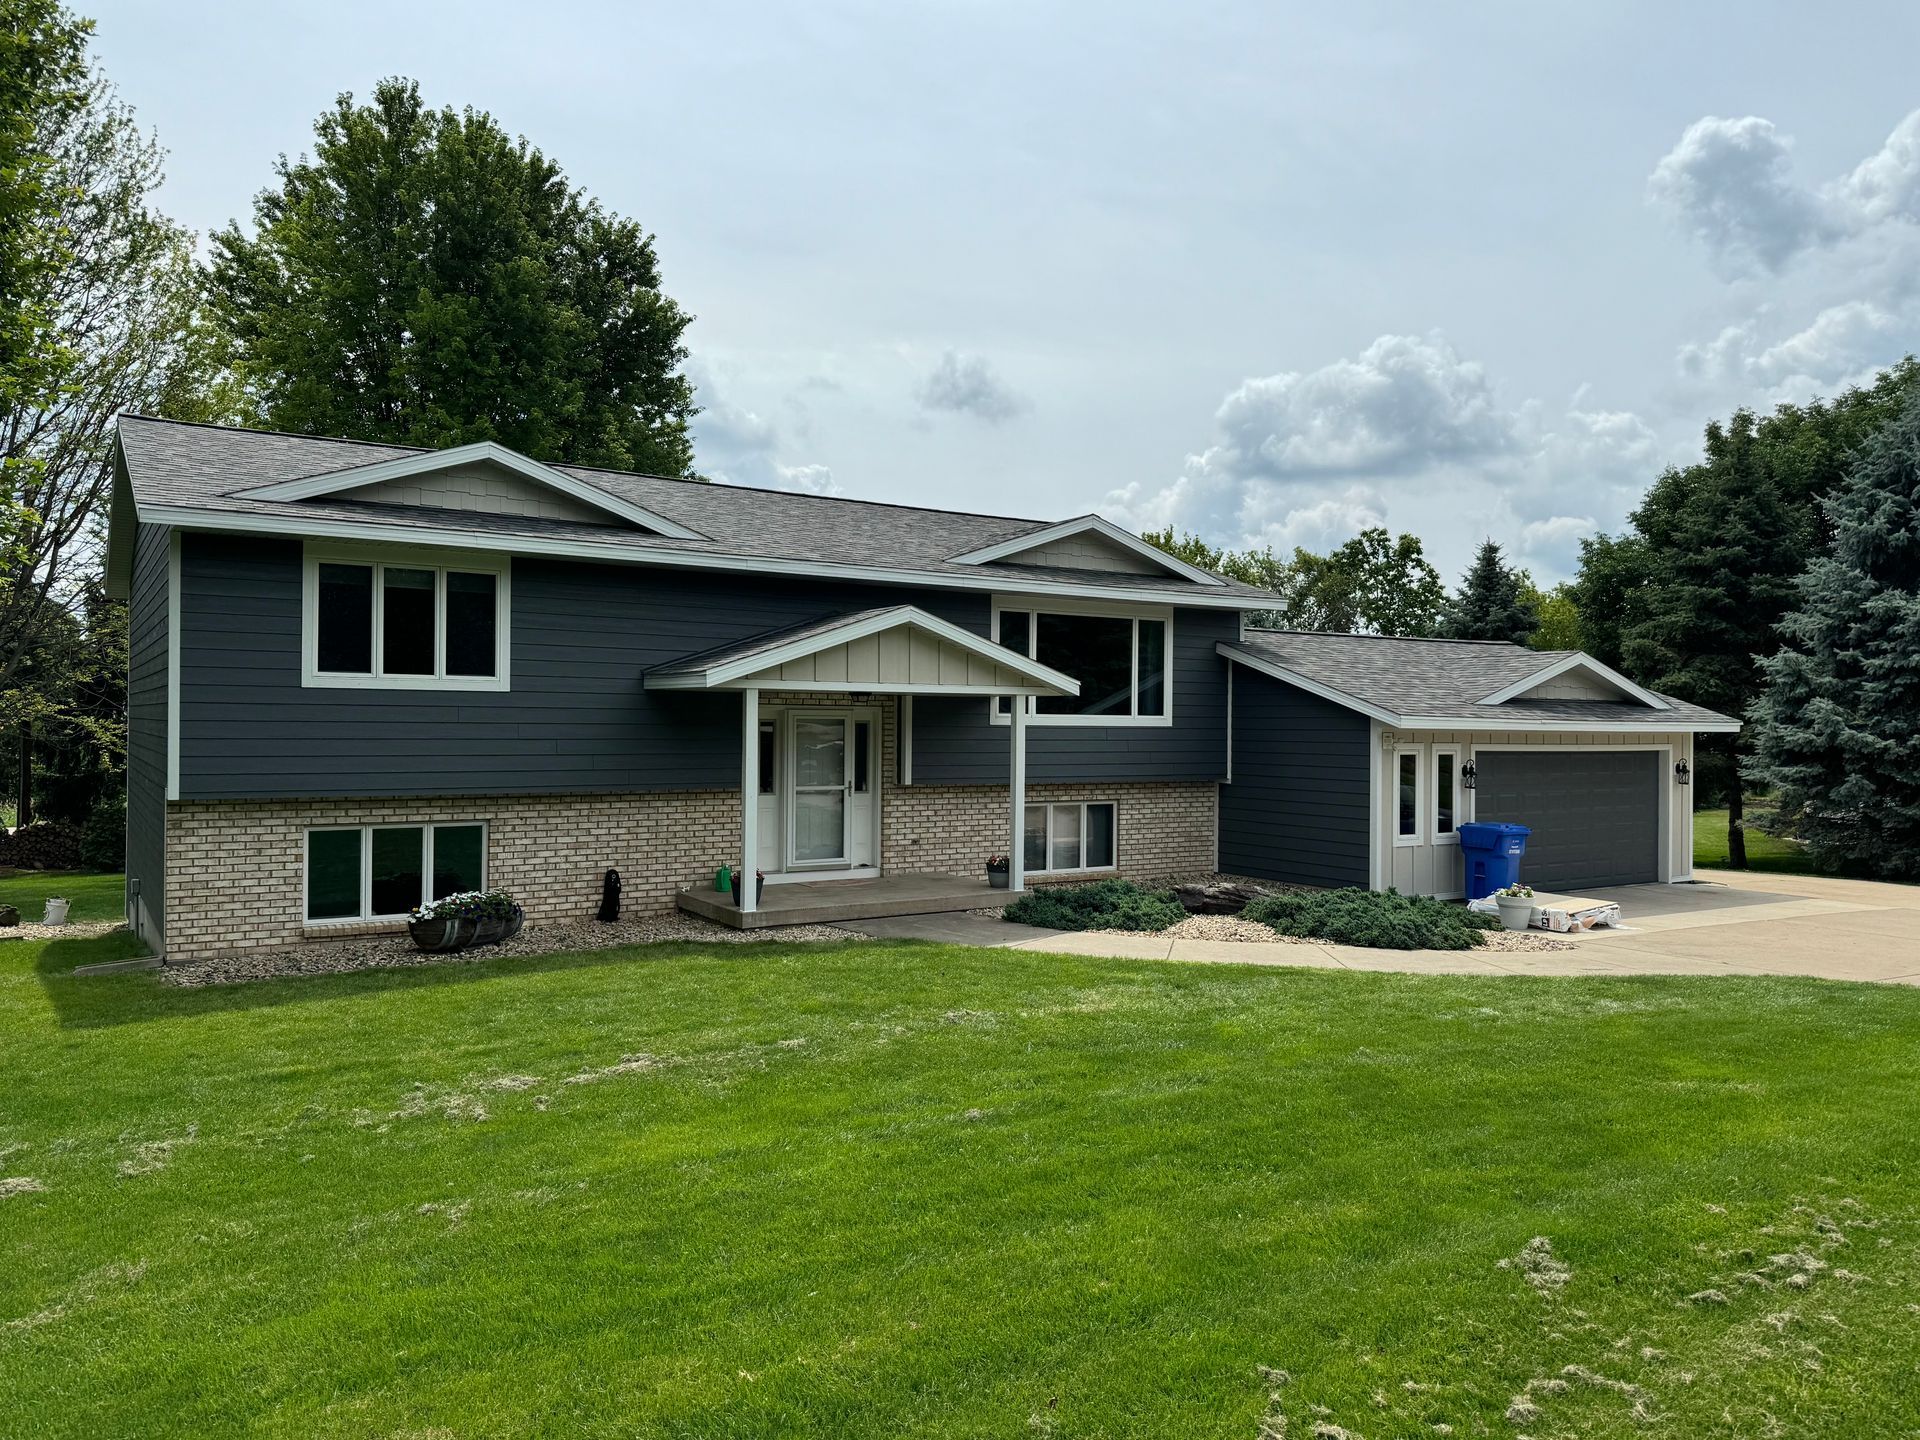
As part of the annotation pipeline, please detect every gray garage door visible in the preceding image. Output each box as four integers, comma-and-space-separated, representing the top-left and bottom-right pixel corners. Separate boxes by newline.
1473, 750, 1661, 891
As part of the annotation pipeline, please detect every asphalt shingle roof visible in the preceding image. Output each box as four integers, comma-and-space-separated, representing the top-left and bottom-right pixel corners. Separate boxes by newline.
115, 416, 1270, 601
1226, 628, 1738, 730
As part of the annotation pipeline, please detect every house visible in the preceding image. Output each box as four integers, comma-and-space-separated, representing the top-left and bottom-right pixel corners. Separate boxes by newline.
103, 416, 1738, 960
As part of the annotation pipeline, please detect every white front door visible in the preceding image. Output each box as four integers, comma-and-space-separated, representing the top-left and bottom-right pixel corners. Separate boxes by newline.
787, 712, 851, 868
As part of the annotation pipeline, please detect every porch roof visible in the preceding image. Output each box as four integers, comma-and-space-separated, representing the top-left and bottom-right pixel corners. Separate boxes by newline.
643, 604, 1080, 696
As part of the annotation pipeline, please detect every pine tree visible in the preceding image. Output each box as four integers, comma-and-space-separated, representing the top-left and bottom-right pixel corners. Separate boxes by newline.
1746, 392, 1920, 878
1441, 540, 1537, 644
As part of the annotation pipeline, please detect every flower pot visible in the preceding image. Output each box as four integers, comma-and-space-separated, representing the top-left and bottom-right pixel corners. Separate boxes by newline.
1495, 896, 1534, 932
42, 897, 70, 926
472, 912, 524, 947
987, 868, 1010, 890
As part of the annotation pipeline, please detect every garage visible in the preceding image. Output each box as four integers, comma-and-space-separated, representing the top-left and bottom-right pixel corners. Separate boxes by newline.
1472, 749, 1662, 890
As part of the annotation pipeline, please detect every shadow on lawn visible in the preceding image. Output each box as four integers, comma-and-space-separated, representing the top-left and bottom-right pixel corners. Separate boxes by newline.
31, 928, 795, 1031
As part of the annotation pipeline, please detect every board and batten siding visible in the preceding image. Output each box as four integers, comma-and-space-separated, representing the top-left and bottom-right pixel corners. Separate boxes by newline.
125, 522, 171, 951
907, 607, 1235, 786
1374, 727, 1696, 895
173, 533, 1232, 799
1218, 665, 1371, 888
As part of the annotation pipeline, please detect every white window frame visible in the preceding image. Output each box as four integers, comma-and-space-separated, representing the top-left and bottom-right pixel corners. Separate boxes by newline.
302, 542, 511, 691
1430, 744, 1462, 846
1026, 800, 1119, 874
303, 820, 489, 924
1392, 746, 1423, 848
988, 597, 1173, 728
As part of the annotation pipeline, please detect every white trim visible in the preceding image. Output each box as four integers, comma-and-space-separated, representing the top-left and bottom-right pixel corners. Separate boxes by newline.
301, 542, 511, 691
1366, 719, 1383, 889
644, 604, 1078, 696
1430, 744, 1463, 846
1023, 799, 1120, 876
1391, 746, 1423, 848
1008, 701, 1027, 892
784, 709, 856, 871
989, 599, 1175, 728
947, 514, 1226, 586
165, 529, 181, 801
740, 688, 759, 913
1476, 652, 1671, 711
1466, 742, 1676, 885
899, 696, 914, 786
234, 440, 706, 540
302, 819, 489, 924
1217, 643, 1737, 733
141, 504, 1260, 610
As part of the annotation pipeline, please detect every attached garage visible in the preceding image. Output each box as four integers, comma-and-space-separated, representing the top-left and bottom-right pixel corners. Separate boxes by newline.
1218, 631, 1742, 900
1471, 749, 1662, 890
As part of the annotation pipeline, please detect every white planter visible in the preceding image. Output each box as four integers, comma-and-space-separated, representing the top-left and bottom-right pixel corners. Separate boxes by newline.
1494, 897, 1533, 931
42, 897, 70, 926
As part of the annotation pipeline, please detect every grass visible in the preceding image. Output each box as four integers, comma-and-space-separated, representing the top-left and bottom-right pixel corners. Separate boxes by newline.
5, 875, 1920, 1436
1693, 807, 1828, 875
0, 870, 125, 923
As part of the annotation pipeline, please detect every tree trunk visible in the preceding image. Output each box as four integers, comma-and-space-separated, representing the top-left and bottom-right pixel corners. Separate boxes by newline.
14, 721, 30, 830
1726, 779, 1748, 870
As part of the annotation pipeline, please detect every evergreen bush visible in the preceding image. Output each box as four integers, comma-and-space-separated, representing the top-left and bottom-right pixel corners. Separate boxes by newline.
1004, 879, 1187, 932
1242, 888, 1499, 950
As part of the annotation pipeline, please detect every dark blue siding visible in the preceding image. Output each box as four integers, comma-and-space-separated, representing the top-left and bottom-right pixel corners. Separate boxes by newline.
178, 535, 984, 798
910, 608, 1235, 784
126, 522, 169, 949
1219, 665, 1370, 888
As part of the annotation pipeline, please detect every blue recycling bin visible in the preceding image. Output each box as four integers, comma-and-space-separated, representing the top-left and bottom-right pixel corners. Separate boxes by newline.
1458, 821, 1530, 900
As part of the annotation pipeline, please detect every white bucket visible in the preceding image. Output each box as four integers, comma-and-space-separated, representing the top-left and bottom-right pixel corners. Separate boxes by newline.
42, 897, 70, 926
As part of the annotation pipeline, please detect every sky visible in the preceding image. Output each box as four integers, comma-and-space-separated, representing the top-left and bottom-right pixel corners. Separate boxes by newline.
82, 1, 1920, 582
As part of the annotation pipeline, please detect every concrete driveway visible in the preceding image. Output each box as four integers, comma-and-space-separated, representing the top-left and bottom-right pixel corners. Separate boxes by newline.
1000, 868, 1920, 985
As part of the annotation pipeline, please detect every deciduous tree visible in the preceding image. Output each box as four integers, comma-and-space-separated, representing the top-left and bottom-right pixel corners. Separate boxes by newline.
207, 78, 697, 475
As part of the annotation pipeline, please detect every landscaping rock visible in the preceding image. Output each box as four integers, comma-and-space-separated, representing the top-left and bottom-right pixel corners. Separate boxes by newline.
1173, 880, 1266, 915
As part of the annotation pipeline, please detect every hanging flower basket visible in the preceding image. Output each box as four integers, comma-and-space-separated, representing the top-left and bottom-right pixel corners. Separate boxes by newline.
407, 890, 525, 953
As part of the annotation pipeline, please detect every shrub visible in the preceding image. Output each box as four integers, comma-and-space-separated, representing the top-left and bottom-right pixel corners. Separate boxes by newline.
1004, 878, 1187, 932
80, 801, 126, 871
1242, 888, 1499, 950
0, 820, 84, 870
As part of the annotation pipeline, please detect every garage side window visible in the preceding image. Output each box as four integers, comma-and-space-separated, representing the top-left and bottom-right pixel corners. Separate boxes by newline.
1394, 749, 1421, 846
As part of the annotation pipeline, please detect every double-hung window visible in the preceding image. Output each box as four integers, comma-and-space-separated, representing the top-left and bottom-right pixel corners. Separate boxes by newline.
305, 547, 510, 689
305, 822, 488, 923
1024, 801, 1117, 874
992, 604, 1170, 723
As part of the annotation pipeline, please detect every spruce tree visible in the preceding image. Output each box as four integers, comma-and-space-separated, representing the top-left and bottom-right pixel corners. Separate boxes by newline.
1441, 540, 1537, 644
1747, 392, 1920, 878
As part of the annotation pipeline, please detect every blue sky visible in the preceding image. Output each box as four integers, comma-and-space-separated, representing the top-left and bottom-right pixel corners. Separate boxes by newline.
85, 1, 1920, 581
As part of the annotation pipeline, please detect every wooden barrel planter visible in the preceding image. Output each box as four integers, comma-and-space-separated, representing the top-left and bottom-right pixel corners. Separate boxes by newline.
407, 908, 523, 954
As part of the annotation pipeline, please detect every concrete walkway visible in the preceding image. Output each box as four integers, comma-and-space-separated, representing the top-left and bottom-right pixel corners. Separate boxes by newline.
995, 869, 1920, 985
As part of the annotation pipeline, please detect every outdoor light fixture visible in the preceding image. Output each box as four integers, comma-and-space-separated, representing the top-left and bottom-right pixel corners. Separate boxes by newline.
1460, 759, 1477, 790
1675, 760, 1691, 786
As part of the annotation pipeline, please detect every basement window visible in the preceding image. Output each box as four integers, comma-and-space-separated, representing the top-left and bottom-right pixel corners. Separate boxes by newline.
1023, 801, 1117, 874
305, 822, 487, 922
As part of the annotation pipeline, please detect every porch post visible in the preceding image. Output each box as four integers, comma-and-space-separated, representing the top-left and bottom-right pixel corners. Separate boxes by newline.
740, 687, 759, 914
1009, 696, 1027, 893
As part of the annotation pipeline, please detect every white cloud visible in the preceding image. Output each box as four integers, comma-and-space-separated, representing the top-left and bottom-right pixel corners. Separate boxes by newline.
918, 350, 1028, 423
1649, 109, 1920, 275
1674, 301, 1905, 395
689, 365, 843, 495
1103, 332, 1660, 578
1647, 116, 1834, 275
1205, 332, 1516, 478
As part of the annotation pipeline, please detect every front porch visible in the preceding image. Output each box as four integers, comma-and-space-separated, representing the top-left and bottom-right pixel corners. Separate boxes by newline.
677, 871, 1024, 930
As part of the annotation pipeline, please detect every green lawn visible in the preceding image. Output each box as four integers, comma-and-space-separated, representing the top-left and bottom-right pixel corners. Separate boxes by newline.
0, 869, 126, 923
5, 876, 1920, 1436
1692, 807, 1831, 875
